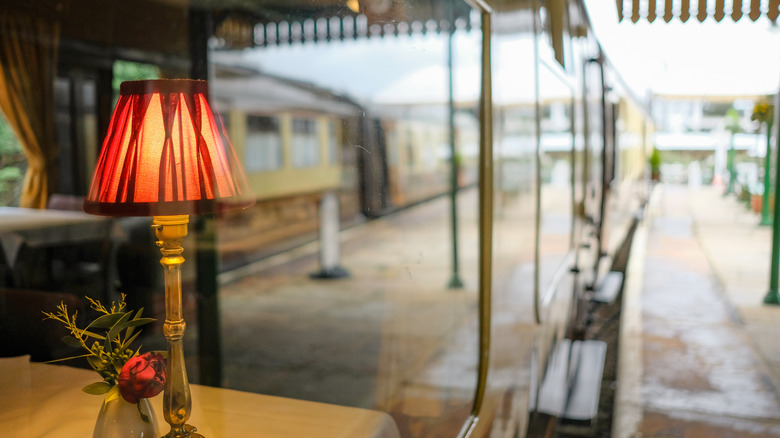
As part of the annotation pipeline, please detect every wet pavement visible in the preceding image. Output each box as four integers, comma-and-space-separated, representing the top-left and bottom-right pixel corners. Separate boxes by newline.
616, 184, 780, 437
215, 192, 483, 437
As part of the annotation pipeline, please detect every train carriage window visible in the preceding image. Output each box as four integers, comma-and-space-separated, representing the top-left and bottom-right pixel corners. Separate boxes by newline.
246, 115, 283, 171
291, 117, 320, 168
537, 63, 575, 304
406, 131, 415, 168
327, 120, 339, 165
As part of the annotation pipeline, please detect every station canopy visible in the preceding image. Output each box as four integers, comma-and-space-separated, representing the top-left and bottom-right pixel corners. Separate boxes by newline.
616, 0, 779, 23
194, 0, 475, 50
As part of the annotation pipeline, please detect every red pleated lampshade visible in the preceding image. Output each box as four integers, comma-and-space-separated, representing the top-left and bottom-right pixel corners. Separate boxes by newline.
83, 79, 253, 216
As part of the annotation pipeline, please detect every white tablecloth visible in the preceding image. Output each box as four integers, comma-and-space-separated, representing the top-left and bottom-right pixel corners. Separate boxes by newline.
0, 356, 401, 438
0, 206, 120, 268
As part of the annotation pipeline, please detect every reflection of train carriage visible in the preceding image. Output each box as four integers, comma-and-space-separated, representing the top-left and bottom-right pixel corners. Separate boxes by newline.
210, 65, 361, 264
212, 63, 480, 263
361, 99, 480, 216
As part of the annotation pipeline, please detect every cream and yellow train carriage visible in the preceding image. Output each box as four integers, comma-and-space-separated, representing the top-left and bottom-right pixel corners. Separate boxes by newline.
211, 66, 361, 264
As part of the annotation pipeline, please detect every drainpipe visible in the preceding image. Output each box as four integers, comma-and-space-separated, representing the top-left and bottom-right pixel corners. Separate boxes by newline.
764, 92, 780, 305
446, 2, 463, 289
761, 117, 773, 226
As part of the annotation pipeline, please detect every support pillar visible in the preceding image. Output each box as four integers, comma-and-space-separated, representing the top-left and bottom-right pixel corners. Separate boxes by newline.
446, 12, 463, 290
310, 192, 349, 279
764, 93, 780, 305
761, 118, 773, 226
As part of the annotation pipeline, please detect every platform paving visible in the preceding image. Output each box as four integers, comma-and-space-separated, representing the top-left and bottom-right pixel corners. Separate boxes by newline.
616, 183, 780, 438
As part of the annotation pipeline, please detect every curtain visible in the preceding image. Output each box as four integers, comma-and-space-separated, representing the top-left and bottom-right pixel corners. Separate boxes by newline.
0, 9, 60, 209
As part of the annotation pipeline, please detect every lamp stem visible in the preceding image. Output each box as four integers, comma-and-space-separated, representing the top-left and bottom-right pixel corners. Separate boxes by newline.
154, 215, 204, 438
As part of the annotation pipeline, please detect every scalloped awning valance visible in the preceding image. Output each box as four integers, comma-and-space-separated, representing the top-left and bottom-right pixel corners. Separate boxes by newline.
616, 0, 778, 23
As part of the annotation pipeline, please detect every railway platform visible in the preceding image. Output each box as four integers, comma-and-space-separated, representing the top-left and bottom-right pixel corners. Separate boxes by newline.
615, 183, 780, 437
213, 181, 780, 437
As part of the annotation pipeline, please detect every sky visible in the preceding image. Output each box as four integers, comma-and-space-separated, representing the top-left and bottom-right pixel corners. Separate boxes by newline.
214, 33, 480, 103
214, 2, 780, 102
584, 0, 780, 98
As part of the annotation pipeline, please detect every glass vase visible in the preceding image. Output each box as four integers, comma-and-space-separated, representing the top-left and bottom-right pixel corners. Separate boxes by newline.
93, 397, 158, 438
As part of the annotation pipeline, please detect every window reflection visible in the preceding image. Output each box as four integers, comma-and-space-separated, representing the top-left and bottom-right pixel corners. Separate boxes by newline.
0, 1, 500, 436
210, 3, 482, 436
291, 118, 320, 168
245, 115, 283, 171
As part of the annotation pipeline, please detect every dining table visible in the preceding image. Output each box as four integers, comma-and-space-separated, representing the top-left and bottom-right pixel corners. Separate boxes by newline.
0, 206, 125, 294
0, 206, 120, 267
0, 355, 402, 438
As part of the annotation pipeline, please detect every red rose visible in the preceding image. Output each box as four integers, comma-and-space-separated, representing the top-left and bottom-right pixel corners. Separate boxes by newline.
118, 352, 166, 403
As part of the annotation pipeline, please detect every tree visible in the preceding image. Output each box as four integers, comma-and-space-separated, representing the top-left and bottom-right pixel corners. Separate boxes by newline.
0, 113, 24, 206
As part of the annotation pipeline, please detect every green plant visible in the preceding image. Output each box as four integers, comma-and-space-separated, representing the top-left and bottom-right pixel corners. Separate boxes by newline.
0, 166, 22, 204
725, 108, 741, 134
649, 147, 661, 180
649, 148, 660, 169
42, 294, 164, 420
752, 100, 774, 128
0, 112, 24, 206
112, 61, 160, 99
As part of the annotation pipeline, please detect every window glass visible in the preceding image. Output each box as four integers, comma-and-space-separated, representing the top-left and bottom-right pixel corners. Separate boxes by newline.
328, 120, 339, 165
0, 1, 483, 437
0, 113, 24, 207
291, 117, 319, 168
245, 115, 283, 171
211, 3, 483, 436
112, 60, 160, 100
538, 63, 575, 299
489, 12, 540, 417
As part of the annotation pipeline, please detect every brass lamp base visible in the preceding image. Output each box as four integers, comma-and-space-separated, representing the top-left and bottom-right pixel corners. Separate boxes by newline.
162, 424, 204, 438
153, 215, 204, 438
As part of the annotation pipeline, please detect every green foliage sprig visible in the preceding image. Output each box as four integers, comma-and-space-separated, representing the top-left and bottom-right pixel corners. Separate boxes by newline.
752, 101, 774, 125
42, 294, 157, 403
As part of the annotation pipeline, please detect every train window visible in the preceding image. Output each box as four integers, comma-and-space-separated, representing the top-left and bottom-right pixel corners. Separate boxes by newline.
584, 58, 605, 225
537, 62, 575, 314
406, 134, 415, 168
291, 117, 320, 168
489, 5, 542, 430
327, 120, 339, 165
245, 115, 283, 171
702, 101, 733, 118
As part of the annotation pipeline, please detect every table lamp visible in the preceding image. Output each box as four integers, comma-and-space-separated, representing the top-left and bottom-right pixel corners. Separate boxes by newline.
84, 79, 253, 438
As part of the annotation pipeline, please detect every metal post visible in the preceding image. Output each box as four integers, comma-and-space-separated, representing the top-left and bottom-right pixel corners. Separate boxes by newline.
762, 118, 773, 226
446, 8, 463, 289
764, 92, 780, 305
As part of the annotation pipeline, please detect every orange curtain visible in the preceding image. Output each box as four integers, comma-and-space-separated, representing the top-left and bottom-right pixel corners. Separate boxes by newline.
0, 9, 60, 208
